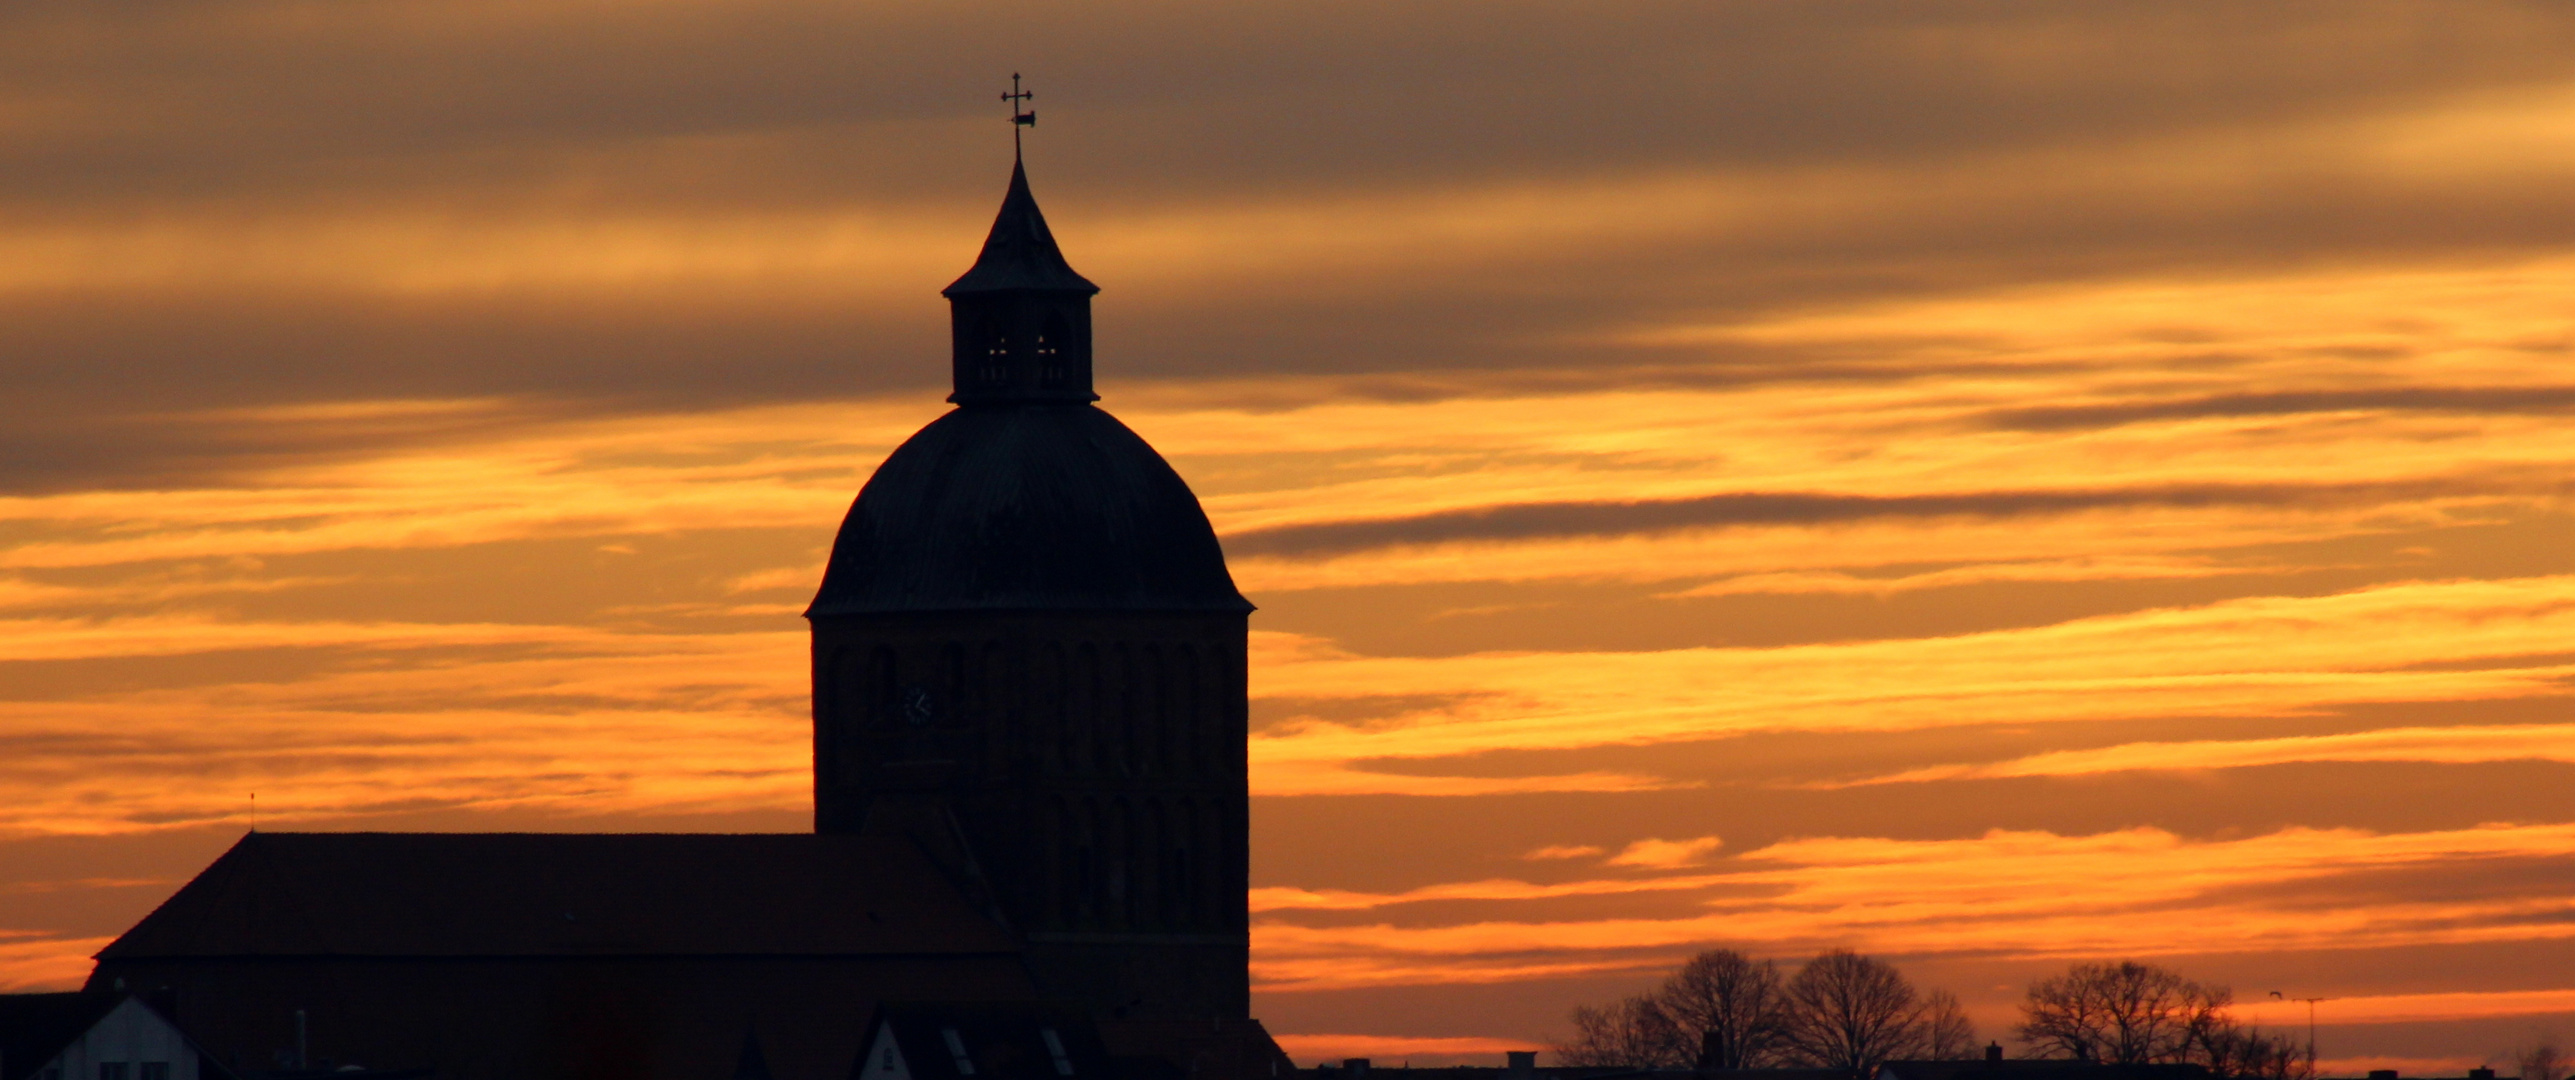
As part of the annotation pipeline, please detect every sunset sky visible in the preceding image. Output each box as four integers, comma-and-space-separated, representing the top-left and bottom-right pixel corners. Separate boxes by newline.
7, 1, 2575, 1072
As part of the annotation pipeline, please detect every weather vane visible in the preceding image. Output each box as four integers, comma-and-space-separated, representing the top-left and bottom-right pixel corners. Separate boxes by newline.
1003, 73, 1036, 159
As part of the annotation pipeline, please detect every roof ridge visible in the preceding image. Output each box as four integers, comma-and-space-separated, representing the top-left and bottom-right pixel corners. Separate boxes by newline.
92, 833, 1023, 960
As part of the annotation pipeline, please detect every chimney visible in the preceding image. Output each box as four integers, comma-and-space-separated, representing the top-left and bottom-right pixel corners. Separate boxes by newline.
1986, 1045, 2003, 1064
1508, 1051, 1537, 1080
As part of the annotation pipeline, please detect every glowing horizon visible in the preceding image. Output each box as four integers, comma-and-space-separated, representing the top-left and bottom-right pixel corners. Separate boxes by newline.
7, 2, 2575, 1071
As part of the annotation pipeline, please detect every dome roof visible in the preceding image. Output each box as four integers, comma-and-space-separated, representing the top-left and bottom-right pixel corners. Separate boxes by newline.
806, 403, 1252, 617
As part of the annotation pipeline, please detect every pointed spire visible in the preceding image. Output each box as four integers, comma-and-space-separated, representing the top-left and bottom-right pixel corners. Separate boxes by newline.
942, 161, 1100, 297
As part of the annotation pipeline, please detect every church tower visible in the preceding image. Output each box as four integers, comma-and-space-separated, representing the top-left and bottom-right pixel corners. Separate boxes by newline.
806, 160, 1255, 1022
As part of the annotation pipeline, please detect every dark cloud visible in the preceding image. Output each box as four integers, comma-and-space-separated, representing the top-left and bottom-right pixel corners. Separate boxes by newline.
1223, 476, 2567, 558
0, 389, 583, 494
0, 288, 933, 492
1988, 385, 2575, 431
1250, 564, 2345, 656
2191, 852, 2575, 913
6, 1, 2574, 207
0, 644, 560, 702
1249, 760, 2575, 897
6, 3, 2575, 488
1249, 692, 1495, 735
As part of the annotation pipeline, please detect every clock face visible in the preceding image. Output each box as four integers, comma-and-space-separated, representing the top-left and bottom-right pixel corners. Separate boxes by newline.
902, 685, 936, 727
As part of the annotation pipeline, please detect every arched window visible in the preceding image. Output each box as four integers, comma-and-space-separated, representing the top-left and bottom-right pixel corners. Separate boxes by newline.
986, 641, 1015, 754
1047, 795, 1071, 928
823, 646, 855, 724
1141, 643, 1165, 777
1036, 311, 1070, 388
1075, 797, 1099, 925
1151, 799, 1176, 927
1114, 798, 1138, 928
1220, 799, 1243, 931
1192, 798, 1216, 928
1218, 649, 1244, 771
1071, 643, 1099, 773
1111, 643, 1136, 776
820, 646, 855, 774
1037, 642, 1066, 773
943, 643, 967, 725
1173, 799, 1198, 927
868, 647, 898, 729
1176, 644, 1202, 774
981, 314, 1012, 387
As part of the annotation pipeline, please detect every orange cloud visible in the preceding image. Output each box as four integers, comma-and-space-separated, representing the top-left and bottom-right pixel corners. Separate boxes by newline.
0, 936, 113, 993
1251, 823, 2575, 992
0, 620, 810, 837
1837, 723, 2575, 787
2241, 990, 2575, 1027
1251, 873, 1737, 914
5, 6, 2575, 1066
1605, 837, 1723, 869
1247, 577, 2575, 795
1656, 556, 2257, 600
1270, 1034, 1542, 1066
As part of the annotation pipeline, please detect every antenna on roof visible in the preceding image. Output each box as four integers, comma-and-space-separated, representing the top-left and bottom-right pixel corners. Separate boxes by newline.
249, 791, 257, 833
1003, 73, 1036, 161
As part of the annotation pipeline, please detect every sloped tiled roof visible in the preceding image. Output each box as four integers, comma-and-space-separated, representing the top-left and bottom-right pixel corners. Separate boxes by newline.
98, 832, 1017, 960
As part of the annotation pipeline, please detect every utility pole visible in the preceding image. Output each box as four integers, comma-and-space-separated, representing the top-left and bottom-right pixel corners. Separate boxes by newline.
2269, 991, 2332, 1077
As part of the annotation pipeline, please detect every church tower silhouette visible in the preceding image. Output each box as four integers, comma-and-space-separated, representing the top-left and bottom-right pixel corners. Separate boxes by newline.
83, 152, 1286, 1080
806, 159, 1255, 1022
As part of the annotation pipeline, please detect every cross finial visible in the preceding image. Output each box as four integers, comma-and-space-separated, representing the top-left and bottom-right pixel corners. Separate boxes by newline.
1002, 73, 1036, 160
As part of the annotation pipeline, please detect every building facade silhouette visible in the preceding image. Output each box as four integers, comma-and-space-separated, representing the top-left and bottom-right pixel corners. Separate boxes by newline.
806, 159, 1256, 1023
85, 160, 1275, 1080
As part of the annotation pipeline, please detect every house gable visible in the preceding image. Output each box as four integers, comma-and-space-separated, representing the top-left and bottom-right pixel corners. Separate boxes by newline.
0, 994, 201, 1080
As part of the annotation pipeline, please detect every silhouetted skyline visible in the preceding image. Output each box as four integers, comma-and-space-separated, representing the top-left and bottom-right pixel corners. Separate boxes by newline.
5, 3, 2575, 1072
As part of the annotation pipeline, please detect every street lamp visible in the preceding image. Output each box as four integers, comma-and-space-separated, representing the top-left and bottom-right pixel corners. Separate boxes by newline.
2269, 991, 2332, 1077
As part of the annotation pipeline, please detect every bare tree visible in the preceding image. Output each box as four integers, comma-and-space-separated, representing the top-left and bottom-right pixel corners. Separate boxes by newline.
1557, 950, 1975, 1076
2017, 961, 2222, 1065
2016, 960, 2308, 1080
1920, 990, 1979, 1061
1781, 949, 1928, 1077
2018, 964, 2110, 1063
2520, 1041, 2566, 1080
2170, 981, 2239, 1068
1658, 949, 1792, 1069
1557, 993, 1687, 1068
2204, 1026, 2310, 1080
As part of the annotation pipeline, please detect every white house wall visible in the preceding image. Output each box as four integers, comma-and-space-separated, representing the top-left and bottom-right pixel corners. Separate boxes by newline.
860, 1025, 914, 1080
37, 998, 198, 1080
